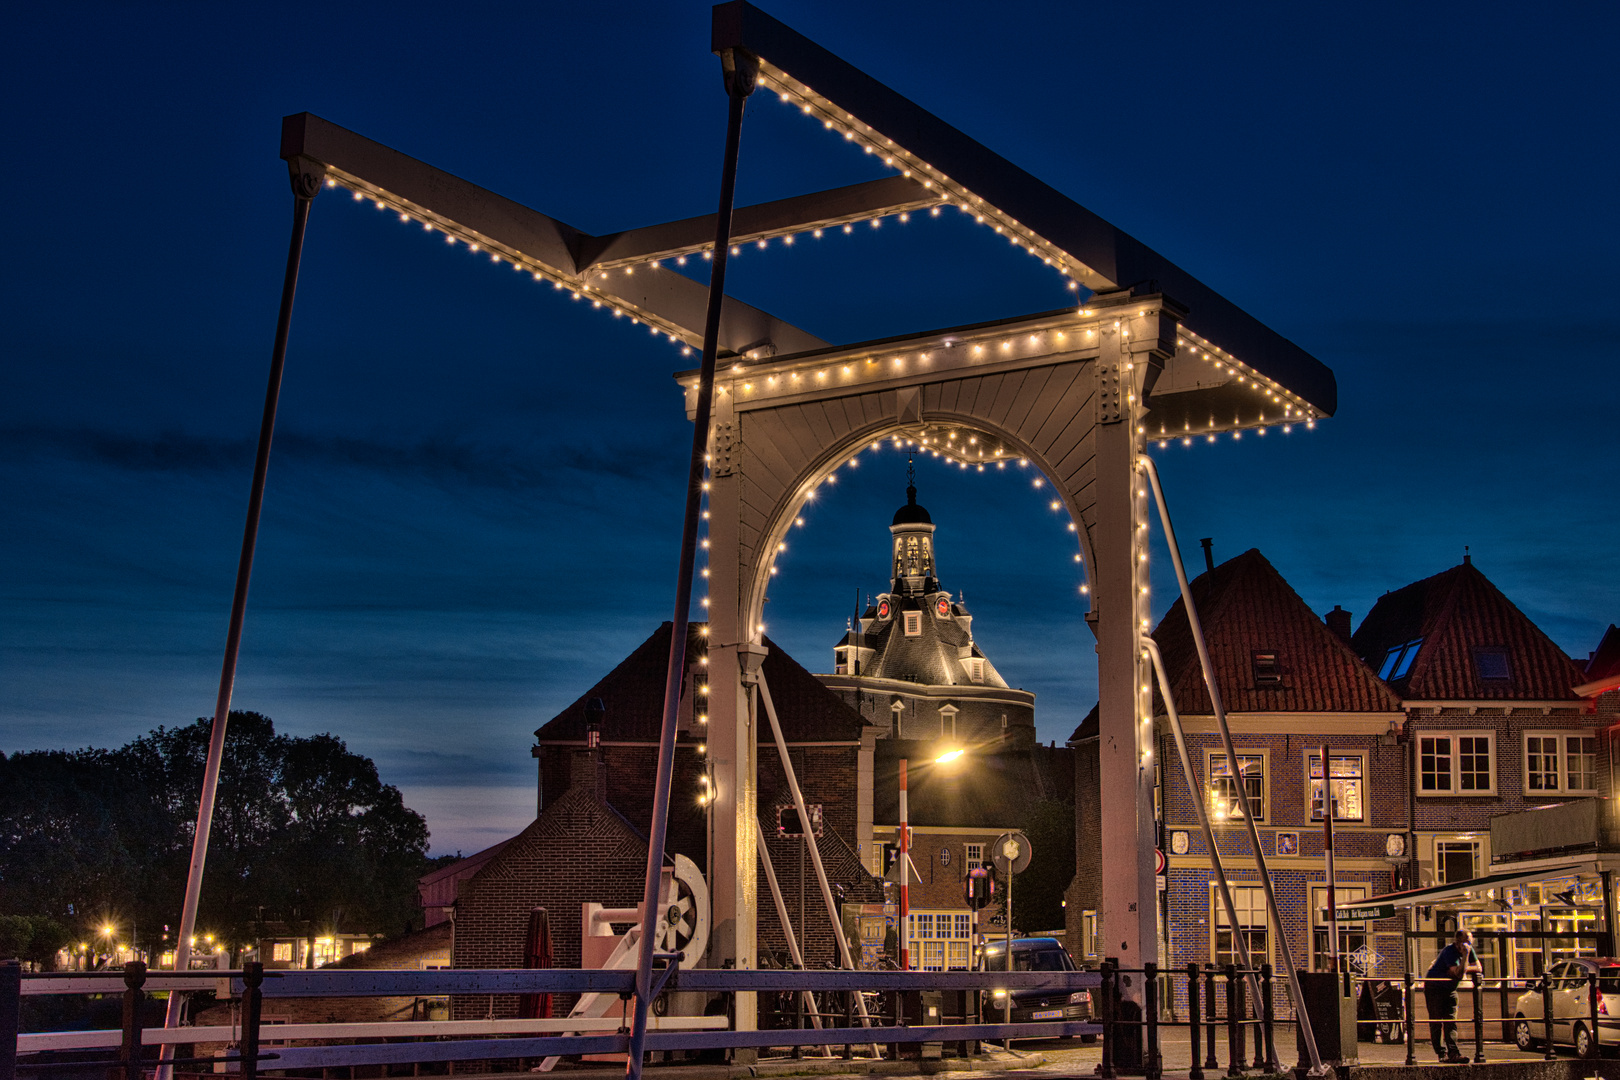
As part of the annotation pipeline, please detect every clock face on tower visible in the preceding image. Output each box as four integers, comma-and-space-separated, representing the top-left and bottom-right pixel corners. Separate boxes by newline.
876, 599, 890, 619
936, 597, 950, 616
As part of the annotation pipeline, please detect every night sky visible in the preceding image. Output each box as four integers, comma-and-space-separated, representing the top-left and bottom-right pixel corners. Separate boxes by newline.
5, 2, 1616, 857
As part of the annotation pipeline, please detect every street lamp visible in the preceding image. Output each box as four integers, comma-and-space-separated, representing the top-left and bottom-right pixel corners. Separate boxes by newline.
898, 745, 965, 971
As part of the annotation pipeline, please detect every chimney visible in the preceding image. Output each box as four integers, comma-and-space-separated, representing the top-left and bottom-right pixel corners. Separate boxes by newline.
571, 698, 608, 797
1200, 538, 1215, 573
1325, 605, 1352, 644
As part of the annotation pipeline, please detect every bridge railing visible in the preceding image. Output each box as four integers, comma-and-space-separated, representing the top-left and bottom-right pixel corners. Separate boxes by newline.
1, 959, 1102, 1078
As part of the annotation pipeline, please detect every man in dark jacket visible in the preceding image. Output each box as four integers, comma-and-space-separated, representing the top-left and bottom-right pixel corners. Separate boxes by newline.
1425, 930, 1481, 1062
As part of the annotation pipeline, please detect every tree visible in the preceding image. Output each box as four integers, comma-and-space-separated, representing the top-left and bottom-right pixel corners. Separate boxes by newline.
995, 799, 1075, 934
0, 712, 431, 960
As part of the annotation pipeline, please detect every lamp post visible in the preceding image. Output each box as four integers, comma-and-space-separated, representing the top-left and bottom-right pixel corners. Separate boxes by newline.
898, 746, 965, 972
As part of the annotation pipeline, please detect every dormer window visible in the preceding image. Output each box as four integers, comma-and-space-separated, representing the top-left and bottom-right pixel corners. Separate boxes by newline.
1252, 651, 1282, 686
965, 658, 985, 684
1474, 647, 1511, 682
1378, 639, 1423, 680
903, 611, 922, 636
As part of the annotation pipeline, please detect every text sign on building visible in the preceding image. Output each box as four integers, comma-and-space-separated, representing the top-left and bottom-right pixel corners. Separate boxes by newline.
1322, 904, 1395, 922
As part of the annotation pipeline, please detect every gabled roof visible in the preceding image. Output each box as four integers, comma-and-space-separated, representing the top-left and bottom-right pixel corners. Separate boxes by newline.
871, 738, 1072, 828
535, 622, 869, 742
1352, 559, 1584, 702
1586, 626, 1620, 682
1152, 549, 1402, 715
1067, 704, 1099, 745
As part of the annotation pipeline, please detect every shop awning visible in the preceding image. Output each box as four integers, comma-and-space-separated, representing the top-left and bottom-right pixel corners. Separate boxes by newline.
1324, 863, 1588, 921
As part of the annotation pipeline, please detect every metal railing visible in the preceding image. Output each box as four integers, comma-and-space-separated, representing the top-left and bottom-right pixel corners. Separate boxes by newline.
1096, 961, 1279, 1080
1342, 970, 1619, 1065
1, 959, 1101, 1079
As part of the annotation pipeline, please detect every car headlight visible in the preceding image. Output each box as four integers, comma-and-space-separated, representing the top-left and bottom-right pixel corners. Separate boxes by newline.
1069, 991, 1090, 1004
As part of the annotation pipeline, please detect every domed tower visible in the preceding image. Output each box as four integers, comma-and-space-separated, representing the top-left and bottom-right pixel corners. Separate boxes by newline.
822, 478, 1036, 748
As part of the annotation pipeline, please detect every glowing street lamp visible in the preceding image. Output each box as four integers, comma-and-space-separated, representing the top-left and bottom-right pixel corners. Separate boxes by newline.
898, 745, 966, 971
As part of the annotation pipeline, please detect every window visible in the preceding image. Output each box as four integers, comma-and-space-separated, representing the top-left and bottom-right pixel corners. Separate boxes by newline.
1474, 647, 1512, 682
903, 611, 922, 636
1311, 885, 1366, 973
908, 910, 974, 972
1418, 732, 1495, 795
272, 942, 293, 963
1213, 886, 1268, 967
965, 843, 984, 871
1209, 752, 1266, 821
1252, 651, 1282, 686
1308, 753, 1365, 821
1436, 838, 1478, 883
1524, 732, 1598, 793
965, 658, 985, 684
1082, 911, 1100, 959
1379, 639, 1423, 680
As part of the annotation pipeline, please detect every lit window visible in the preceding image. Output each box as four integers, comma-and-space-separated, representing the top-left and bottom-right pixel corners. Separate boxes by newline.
1524, 731, 1598, 793
1209, 752, 1266, 820
1213, 886, 1269, 967
1308, 753, 1364, 820
1418, 732, 1495, 795
272, 942, 292, 963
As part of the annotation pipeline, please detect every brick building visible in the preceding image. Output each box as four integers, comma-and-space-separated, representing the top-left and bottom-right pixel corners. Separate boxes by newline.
1351, 557, 1617, 977
448, 621, 883, 1023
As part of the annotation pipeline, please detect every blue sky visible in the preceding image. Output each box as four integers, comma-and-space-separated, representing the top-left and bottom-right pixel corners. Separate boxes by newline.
4, 1, 1616, 856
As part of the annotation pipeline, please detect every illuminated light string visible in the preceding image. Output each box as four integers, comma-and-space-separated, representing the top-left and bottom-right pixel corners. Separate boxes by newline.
325, 175, 700, 358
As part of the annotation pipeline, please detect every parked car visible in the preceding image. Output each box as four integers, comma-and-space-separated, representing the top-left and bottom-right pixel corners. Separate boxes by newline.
978, 937, 1093, 1038
1511, 957, 1620, 1057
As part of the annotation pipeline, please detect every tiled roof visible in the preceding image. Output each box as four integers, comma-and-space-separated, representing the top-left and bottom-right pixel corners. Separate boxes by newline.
535, 623, 869, 743
1152, 549, 1403, 715
1352, 560, 1584, 702
1067, 704, 1098, 744
1586, 625, 1620, 681
871, 738, 1073, 827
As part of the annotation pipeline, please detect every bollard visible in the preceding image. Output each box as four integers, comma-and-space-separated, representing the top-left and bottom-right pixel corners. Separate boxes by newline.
1204, 966, 1219, 1073
1257, 965, 1270, 1075
1099, 960, 1116, 1079
1145, 962, 1161, 1080
1, 960, 20, 1080
1541, 972, 1556, 1061
1225, 964, 1241, 1078
1188, 963, 1204, 1080
119, 961, 146, 1080
1589, 971, 1601, 1058
1403, 971, 1415, 1066
241, 961, 264, 1080
1470, 978, 1484, 1063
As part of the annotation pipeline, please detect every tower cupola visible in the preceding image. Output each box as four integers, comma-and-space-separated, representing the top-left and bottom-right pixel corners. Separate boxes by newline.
889, 483, 938, 596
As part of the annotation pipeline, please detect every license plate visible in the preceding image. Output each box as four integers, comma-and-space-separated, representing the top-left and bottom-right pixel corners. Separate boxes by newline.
1032, 1008, 1064, 1020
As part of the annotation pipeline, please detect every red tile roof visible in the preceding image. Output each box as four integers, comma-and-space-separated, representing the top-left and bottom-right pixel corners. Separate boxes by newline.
534, 622, 869, 743
1152, 549, 1403, 715
1351, 560, 1584, 701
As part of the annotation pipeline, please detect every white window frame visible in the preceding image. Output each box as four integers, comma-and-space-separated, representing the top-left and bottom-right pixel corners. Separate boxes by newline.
964, 842, 984, 871
1523, 730, 1598, 794
1207, 749, 1268, 823
903, 610, 922, 636
1309, 884, 1368, 973
1417, 730, 1496, 796
1211, 884, 1270, 967
907, 908, 974, 971
1306, 750, 1366, 822
1435, 837, 1480, 883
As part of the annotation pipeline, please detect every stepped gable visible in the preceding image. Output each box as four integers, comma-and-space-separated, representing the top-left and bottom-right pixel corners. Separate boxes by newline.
1352, 560, 1584, 701
1152, 548, 1402, 715
535, 622, 869, 742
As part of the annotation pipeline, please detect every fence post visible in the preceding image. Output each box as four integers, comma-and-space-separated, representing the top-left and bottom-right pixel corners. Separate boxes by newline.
1145, 962, 1160, 1080
1261, 963, 1278, 1072
1225, 964, 1241, 1078
1589, 970, 1601, 1058
1470, 978, 1484, 1063
1188, 963, 1203, 1080
241, 962, 264, 1080
1204, 966, 1219, 1073
0, 960, 19, 1080
119, 961, 146, 1080
1403, 971, 1415, 1066
1099, 959, 1116, 1079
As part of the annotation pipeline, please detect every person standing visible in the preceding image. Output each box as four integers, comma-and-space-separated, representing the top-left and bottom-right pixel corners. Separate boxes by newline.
1425, 929, 1481, 1062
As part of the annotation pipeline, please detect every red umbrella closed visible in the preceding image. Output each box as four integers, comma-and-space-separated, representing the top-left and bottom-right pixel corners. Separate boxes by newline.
518, 906, 553, 1019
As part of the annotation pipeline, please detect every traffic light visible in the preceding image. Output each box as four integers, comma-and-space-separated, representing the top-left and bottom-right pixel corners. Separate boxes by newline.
882, 842, 900, 879
965, 867, 994, 910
